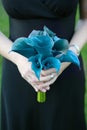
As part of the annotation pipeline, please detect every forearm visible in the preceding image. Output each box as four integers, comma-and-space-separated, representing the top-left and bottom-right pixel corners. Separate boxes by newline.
59, 19, 87, 71
63, 20, 87, 69
70, 19, 87, 52
0, 32, 43, 92
0, 31, 23, 65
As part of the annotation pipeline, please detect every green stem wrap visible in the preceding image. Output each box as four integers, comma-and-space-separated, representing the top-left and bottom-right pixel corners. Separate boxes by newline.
37, 91, 46, 103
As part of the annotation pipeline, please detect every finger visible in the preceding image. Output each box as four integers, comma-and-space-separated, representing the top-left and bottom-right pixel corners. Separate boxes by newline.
31, 82, 49, 92
23, 75, 39, 92
39, 86, 50, 92
40, 88, 47, 92
31, 83, 39, 92
41, 68, 56, 76
46, 86, 50, 90
39, 73, 57, 82
31, 73, 57, 83
39, 75, 58, 88
23, 72, 39, 83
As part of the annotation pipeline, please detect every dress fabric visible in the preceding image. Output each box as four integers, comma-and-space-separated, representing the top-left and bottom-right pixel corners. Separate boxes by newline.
1, 0, 86, 130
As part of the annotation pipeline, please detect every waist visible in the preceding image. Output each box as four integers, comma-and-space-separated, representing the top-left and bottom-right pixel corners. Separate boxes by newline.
9, 16, 75, 41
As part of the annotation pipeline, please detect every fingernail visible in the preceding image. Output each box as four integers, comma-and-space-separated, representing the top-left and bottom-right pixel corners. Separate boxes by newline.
42, 89, 46, 92
35, 88, 38, 92
47, 87, 50, 90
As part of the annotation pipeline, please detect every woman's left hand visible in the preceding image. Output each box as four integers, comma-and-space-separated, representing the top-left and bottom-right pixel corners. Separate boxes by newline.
34, 62, 71, 90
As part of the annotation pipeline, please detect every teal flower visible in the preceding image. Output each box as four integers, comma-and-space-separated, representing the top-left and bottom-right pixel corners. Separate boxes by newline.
27, 35, 54, 56
58, 50, 80, 67
52, 38, 69, 58
29, 54, 43, 79
11, 26, 80, 79
42, 57, 61, 72
11, 37, 37, 58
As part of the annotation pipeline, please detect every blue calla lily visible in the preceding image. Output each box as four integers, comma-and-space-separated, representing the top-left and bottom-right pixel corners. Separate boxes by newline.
52, 39, 69, 58
11, 37, 37, 58
52, 38, 69, 52
27, 35, 54, 55
28, 26, 56, 38
42, 57, 61, 72
58, 50, 80, 67
43, 26, 56, 37
43, 26, 61, 43
29, 54, 43, 80
28, 26, 60, 41
28, 30, 43, 38
11, 37, 29, 50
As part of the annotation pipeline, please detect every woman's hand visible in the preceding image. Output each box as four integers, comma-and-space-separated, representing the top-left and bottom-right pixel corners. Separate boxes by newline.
34, 62, 71, 89
12, 53, 50, 92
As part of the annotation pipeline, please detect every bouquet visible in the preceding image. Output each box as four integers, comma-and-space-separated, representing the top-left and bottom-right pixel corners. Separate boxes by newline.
11, 26, 80, 103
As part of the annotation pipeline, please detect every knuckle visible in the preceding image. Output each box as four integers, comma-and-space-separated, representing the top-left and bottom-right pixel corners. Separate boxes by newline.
21, 73, 25, 78
50, 80, 54, 85
22, 72, 26, 78
41, 70, 47, 76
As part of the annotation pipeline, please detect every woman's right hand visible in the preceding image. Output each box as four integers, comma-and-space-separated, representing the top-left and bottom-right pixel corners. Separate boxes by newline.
0, 32, 50, 92
13, 53, 50, 92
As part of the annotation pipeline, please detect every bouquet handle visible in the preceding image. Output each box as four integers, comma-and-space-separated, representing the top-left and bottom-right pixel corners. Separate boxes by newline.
37, 91, 46, 103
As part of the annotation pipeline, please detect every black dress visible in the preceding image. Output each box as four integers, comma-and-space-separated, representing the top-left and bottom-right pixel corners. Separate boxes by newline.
1, 0, 86, 130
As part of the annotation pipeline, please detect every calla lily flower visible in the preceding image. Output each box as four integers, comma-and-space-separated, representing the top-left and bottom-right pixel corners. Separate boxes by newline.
11, 37, 37, 58
42, 57, 61, 72
58, 50, 80, 67
29, 55, 61, 80
43, 26, 56, 38
29, 54, 43, 79
27, 35, 54, 55
53, 39, 69, 52
11, 26, 80, 103
52, 38, 69, 57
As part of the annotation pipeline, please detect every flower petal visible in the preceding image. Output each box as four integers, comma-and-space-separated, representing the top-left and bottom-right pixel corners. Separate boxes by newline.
43, 26, 60, 42
29, 54, 42, 79
11, 37, 36, 58
53, 38, 69, 52
43, 26, 56, 37
27, 35, 54, 55
42, 57, 61, 72
28, 35, 54, 48
28, 30, 43, 38
58, 50, 80, 67
11, 37, 28, 49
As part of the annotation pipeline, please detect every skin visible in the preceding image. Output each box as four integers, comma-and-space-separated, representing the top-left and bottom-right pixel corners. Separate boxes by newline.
0, 0, 87, 92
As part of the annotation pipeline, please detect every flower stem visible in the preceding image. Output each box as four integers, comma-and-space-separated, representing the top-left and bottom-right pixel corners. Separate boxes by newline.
37, 91, 46, 103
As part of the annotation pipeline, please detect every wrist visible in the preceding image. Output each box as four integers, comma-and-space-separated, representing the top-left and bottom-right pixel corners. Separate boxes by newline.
9, 51, 27, 65
69, 44, 80, 56
61, 62, 71, 70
